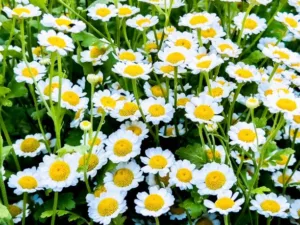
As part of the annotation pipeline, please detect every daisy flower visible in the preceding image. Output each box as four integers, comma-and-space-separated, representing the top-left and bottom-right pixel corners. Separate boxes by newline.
203, 81, 231, 102
88, 4, 117, 22
38, 154, 79, 192
105, 130, 141, 163
166, 31, 198, 50
110, 100, 141, 122
195, 162, 237, 195
14, 61, 46, 84
142, 40, 159, 53
168, 206, 187, 220
13, 134, 47, 157
169, 160, 197, 190
114, 49, 144, 62
135, 186, 175, 217
70, 108, 85, 128
93, 89, 121, 111
205, 145, 226, 163
141, 147, 175, 176
229, 122, 266, 151
141, 97, 174, 125
185, 95, 224, 124
189, 54, 223, 73
112, 61, 152, 80
117, 4, 140, 18
204, 190, 245, 215
262, 45, 298, 65
272, 169, 294, 187
179, 12, 219, 29
153, 61, 187, 79
226, 62, 261, 83
265, 92, 300, 115
8, 167, 42, 195
41, 14, 86, 33
159, 124, 185, 138
8, 201, 30, 224
158, 46, 193, 67
275, 12, 300, 29
234, 13, 267, 36
104, 160, 144, 192
144, 82, 168, 99
126, 14, 159, 31
176, 93, 192, 109
3, 4, 41, 18
211, 38, 242, 59
290, 200, 300, 221
272, 150, 296, 170
88, 192, 127, 225
250, 193, 290, 218
193, 213, 221, 225
257, 37, 285, 51
284, 125, 300, 144
197, 23, 226, 44
38, 30, 74, 56
120, 121, 149, 140
80, 43, 112, 66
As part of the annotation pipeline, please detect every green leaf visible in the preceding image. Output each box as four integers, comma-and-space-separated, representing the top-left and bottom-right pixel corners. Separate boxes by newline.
179, 199, 205, 219
251, 186, 271, 195
40, 210, 53, 218
7, 79, 28, 99
242, 50, 266, 64
268, 148, 295, 162
2, 146, 12, 162
31, 108, 46, 120
0, 87, 10, 97
113, 215, 126, 225
57, 144, 89, 157
175, 143, 206, 168
68, 214, 80, 222
72, 32, 106, 48
253, 117, 267, 128
58, 193, 76, 210
0, 203, 11, 220
56, 210, 69, 217
30, 0, 48, 12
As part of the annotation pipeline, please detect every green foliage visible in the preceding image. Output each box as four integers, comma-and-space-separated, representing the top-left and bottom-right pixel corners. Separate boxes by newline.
253, 117, 267, 128
176, 143, 207, 168
251, 186, 271, 195
179, 199, 206, 219
72, 32, 106, 48
0, 204, 11, 221
242, 50, 266, 64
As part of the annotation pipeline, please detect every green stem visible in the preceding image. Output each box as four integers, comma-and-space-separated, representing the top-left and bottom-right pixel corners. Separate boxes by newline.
224, 215, 230, 225
198, 124, 205, 148
122, 20, 131, 48
267, 217, 272, 225
51, 192, 58, 225
197, 29, 203, 47
204, 72, 211, 95
268, 63, 279, 82
21, 193, 27, 225
173, 67, 179, 136
237, 4, 254, 46
227, 83, 243, 131
155, 217, 160, 225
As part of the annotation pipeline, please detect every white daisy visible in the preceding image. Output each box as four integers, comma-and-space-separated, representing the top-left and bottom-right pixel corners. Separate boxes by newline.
110, 100, 141, 122
80, 43, 112, 66
179, 12, 219, 29
87, 4, 117, 22
14, 61, 46, 84
117, 4, 140, 18
226, 62, 261, 83
272, 169, 294, 187
234, 13, 267, 37
13, 134, 47, 157
8, 200, 30, 224
113, 49, 144, 62
3, 4, 41, 18
126, 14, 159, 31
159, 124, 185, 138
158, 46, 194, 67
211, 38, 242, 59
93, 89, 121, 111
189, 54, 223, 73
166, 31, 198, 50
120, 121, 149, 141
112, 61, 152, 80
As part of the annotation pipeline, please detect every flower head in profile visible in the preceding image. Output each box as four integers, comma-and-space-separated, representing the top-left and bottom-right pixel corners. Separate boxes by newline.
3, 4, 41, 18
88, 4, 117, 22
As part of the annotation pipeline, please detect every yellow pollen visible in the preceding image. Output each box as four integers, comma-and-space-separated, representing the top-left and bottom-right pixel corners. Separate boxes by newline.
290, 129, 300, 138
136, 18, 151, 27
124, 65, 144, 77
166, 127, 174, 136
215, 197, 235, 210
244, 18, 258, 30
144, 194, 165, 211
88, 137, 101, 146
276, 98, 297, 111
238, 129, 256, 143
194, 105, 214, 120
8, 205, 22, 218
177, 98, 189, 106
33, 47, 42, 57
96, 8, 111, 17
219, 44, 233, 52
90, 46, 106, 58
175, 39, 192, 49
260, 200, 280, 213
235, 68, 253, 78
166, 52, 185, 64
97, 198, 118, 216
148, 104, 165, 117
176, 168, 193, 183
18, 176, 38, 189
74, 109, 83, 120
20, 138, 40, 153
97, 107, 105, 114
276, 155, 288, 165
264, 89, 273, 96
22, 67, 39, 78
201, 28, 217, 38
196, 60, 212, 69
285, 17, 298, 28
293, 115, 300, 124
55, 18, 72, 27
78, 154, 99, 171
149, 155, 168, 169
205, 171, 226, 190
160, 65, 174, 74
62, 91, 80, 106
49, 161, 71, 181
189, 15, 208, 25
206, 149, 221, 160
100, 96, 116, 109
145, 42, 158, 52
113, 168, 134, 187
126, 125, 142, 136
118, 7, 132, 16
274, 50, 289, 59
44, 83, 59, 96
151, 85, 166, 97
196, 53, 207, 60
119, 52, 136, 61
113, 139, 132, 157
277, 174, 291, 185
13, 7, 30, 16
47, 36, 66, 48
94, 185, 107, 197
210, 87, 224, 97
119, 102, 139, 116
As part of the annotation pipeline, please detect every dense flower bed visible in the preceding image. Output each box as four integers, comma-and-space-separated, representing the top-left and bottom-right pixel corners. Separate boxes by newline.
0, 0, 300, 225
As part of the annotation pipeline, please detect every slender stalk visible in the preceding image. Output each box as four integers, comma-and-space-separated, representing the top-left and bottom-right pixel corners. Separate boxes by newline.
122, 20, 131, 48
267, 217, 272, 225
268, 63, 279, 82
51, 192, 59, 225
197, 29, 203, 47
224, 215, 230, 225
204, 72, 211, 95
173, 67, 179, 136
237, 4, 254, 46
21, 193, 28, 225
227, 83, 243, 131
155, 217, 160, 225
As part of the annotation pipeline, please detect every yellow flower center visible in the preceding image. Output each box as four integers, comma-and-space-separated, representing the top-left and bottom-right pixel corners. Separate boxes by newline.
194, 105, 214, 120
273, 50, 289, 59
235, 68, 253, 78
118, 7, 132, 16
196, 60, 212, 69
244, 18, 258, 30
205, 171, 226, 190
47, 36, 67, 48
196, 53, 207, 60
22, 67, 39, 78
276, 155, 288, 165
210, 87, 224, 97
177, 97, 189, 106
145, 42, 158, 52
49, 161, 71, 181
149, 155, 168, 169
176, 168, 193, 183
33, 47, 42, 57
18, 175, 38, 189
20, 138, 40, 153
74, 109, 83, 119
113, 168, 134, 187
175, 39, 192, 49
276, 98, 297, 111
219, 44, 233, 52
206, 149, 221, 160
277, 174, 291, 185
215, 197, 235, 210
148, 104, 165, 117
62, 91, 80, 106
189, 15, 208, 25
97, 198, 118, 216
260, 200, 280, 213
100, 96, 116, 109
90, 46, 106, 58
238, 129, 256, 143
166, 52, 185, 64
78, 154, 99, 171
88, 137, 101, 146
293, 115, 300, 124
113, 139, 133, 157
126, 125, 142, 136
119, 52, 136, 61
124, 65, 144, 77
166, 127, 174, 136
264, 89, 273, 96
119, 102, 139, 116
196, 218, 213, 225
290, 129, 300, 138
13, 7, 30, 16
160, 65, 174, 74
151, 85, 166, 97
8, 205, 22, 218
94, 185, 107, 197
144, 194, 165, 211
55, 18, 72, 27
44, 83, 59, 96
170, 206, 185, 215
285, 17, 298, 28
201, 28, 217, 38
96, 8, 111, 17
136, 18, 151, 27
